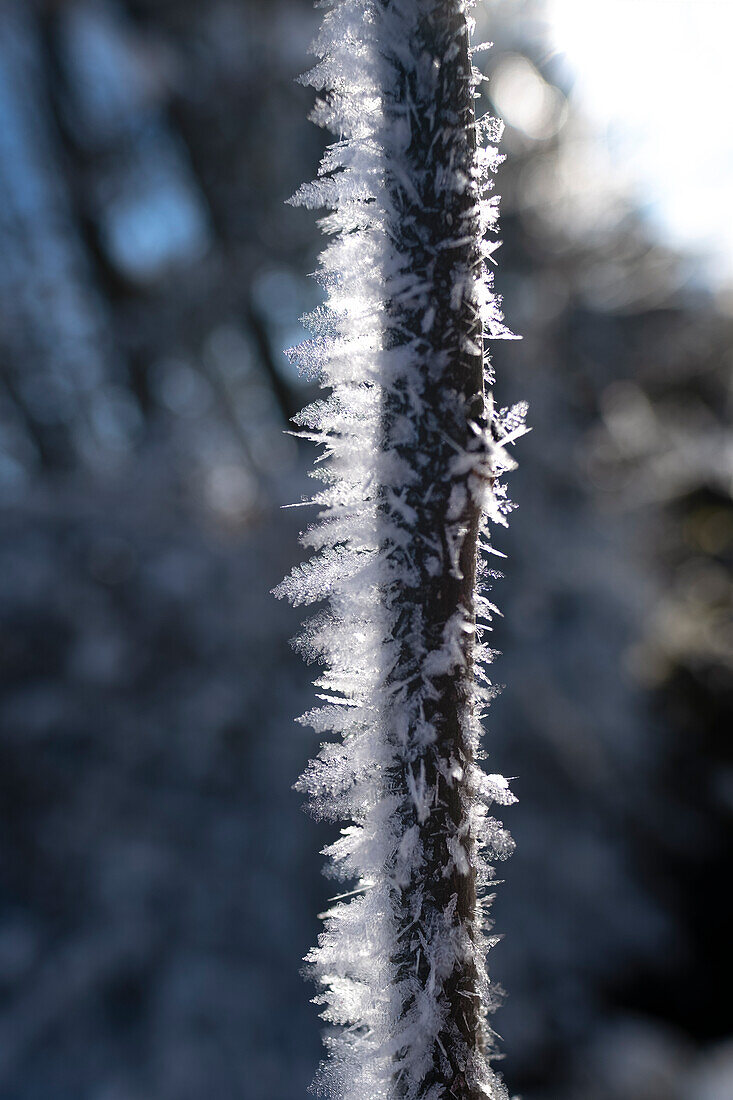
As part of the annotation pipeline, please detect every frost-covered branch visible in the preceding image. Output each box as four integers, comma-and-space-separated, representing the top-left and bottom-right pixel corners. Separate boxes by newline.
275, 3, 525, 1098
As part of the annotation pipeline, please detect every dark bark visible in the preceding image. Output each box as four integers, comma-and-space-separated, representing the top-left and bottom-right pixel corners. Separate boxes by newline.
378, 3, 489, 1097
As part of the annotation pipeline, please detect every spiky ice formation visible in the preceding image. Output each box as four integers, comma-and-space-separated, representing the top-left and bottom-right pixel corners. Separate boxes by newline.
274, 3, 526, 1098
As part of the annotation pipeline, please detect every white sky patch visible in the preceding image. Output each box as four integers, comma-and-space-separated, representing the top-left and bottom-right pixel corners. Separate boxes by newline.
548, 0, 733, 286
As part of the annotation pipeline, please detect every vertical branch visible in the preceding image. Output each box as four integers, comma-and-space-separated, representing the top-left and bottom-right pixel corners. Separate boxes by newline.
275, 3, 524, 1099
377, 4, 501, 1097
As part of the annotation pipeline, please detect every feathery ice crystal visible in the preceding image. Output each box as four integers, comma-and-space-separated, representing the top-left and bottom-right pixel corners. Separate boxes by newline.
274, 3, 526, 1098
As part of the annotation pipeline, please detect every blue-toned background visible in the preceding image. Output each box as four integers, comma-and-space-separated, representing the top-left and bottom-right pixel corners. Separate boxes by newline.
0, 2, 730, 1097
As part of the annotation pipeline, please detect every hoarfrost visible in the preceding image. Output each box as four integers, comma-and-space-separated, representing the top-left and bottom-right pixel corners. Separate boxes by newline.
274, 3, 525, 1098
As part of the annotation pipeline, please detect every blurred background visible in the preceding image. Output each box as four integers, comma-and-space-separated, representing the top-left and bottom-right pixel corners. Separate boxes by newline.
0, 0, 730, 1097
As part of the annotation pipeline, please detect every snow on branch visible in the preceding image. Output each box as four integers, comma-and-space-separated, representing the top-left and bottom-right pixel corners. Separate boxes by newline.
274, 3, 525, 1098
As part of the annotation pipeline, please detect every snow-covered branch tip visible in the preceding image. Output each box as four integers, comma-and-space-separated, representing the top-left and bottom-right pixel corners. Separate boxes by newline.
274, 3, 526, 1099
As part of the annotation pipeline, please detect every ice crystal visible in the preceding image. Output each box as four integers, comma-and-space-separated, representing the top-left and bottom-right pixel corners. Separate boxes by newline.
274, 3, 525, 1098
